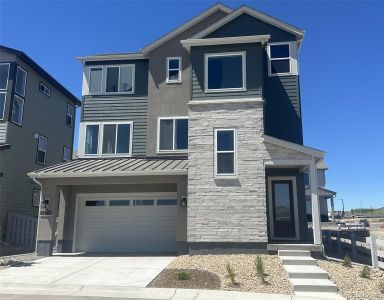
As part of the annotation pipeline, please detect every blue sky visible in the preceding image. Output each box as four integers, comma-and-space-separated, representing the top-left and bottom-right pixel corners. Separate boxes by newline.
1, 0, 383, 210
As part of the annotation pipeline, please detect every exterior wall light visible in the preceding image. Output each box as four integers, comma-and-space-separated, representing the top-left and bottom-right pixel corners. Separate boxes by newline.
180, 196, 187, 207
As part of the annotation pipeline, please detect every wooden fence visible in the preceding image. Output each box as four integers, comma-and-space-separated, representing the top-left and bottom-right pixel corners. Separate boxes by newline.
5, 212, 38, 248
366, 236, 384, 269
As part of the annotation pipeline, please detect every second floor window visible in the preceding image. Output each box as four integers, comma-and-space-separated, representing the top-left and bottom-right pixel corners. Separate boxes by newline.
15, 66, 27, 97
84, 122, 133, 156
0, 93, 5, 120
0, 63, 10, 90
166, 57, 181, 83
36, 135, 48, 165
215, 128, 236, 176
268, 43, 291, 75
158, 117, 188, 152
11, 95, 24, 125
66, 104, 74, 127
106, 65, 134, 93
89, 67, 103, 94
205, 52, 246, 92
39, 82, 51, 97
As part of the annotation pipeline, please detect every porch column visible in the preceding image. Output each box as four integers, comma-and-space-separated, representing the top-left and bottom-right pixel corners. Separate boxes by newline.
330, 196, 336, 222
309, 159, 322, 245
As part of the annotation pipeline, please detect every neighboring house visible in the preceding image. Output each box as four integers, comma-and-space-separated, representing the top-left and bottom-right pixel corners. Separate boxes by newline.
304, 160, 337, 222
0, 45, 80, 240
29, 4, 330, 256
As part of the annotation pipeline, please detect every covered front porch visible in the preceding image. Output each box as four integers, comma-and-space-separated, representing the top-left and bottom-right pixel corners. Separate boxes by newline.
264, 135, 325, 250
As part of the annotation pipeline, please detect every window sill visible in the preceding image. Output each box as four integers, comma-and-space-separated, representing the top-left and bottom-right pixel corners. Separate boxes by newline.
157, 150, 188, 155
166, 80, 182, 85
205, 87, 246, 93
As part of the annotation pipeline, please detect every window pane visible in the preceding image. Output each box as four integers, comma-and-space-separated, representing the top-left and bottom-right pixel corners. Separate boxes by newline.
0, 64, 10, 90
85, 125, 99, 154
11, 96, 24, 125
271, 59, 290, 74
66, 104, 73, 126
159, 119, 173, 150
175, 119, 188, 150
217, 130, 234, 151
208, 55, 243, 90
106, 67, 119, 92
270, 44, 290, 59
32, 189, 41, 206
102, 124, 117, 154
63, 148, 71, 162
168, 59, 179, 69
116, 124, 130, 154
37, 150, 46, 164
110, 200, 130, 206
119, 66, 133, 92
0, 93, 5, 119
85, 200, 105, 206
157, 199, 177, 206
168, 70, 179, 81
274, 183, 292, 221
217, 153, 234, 174
89, 68, 102, 93
15, 67, 26, 96
38, 136, 47, 151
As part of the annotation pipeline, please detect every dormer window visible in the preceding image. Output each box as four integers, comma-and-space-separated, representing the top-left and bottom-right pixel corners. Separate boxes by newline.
205, 52, 246, 93
268, 42, 298, 76
166, 57, 181, 83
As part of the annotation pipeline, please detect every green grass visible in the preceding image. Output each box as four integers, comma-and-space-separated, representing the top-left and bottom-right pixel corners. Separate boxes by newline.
255, 256, 266, 284
177, 271, 191, 280
359, 266, 371, 278
226, 262, 236, 286
342, 255, 352, 267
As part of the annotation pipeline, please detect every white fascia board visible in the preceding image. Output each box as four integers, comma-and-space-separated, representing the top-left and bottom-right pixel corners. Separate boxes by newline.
264, 135, 325, 158
181, 35, 270, 48
76, 53, 146, 62
188, 97, 264, 106
141, 4, 233, 54
192, 6, 304, 40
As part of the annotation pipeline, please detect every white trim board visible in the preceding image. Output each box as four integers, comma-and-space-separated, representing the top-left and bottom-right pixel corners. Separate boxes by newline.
181, 35, 270, 48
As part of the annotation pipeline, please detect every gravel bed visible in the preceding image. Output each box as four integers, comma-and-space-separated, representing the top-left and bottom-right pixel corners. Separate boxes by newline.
318, 258, 384, 300
0, 253, 40, 270
159, 254, 292, 294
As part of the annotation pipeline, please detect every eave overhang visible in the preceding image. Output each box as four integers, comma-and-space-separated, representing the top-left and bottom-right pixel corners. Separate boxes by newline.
181, 35, 270, 49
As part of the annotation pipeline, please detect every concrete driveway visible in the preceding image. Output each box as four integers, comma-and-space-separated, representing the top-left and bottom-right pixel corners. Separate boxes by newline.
0, 254, 174, 288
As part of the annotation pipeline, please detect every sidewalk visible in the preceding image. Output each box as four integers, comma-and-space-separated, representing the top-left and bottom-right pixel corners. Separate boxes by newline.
0, 283, 341, 300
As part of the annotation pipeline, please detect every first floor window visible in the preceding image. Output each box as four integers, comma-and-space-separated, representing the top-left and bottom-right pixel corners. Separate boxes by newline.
0, 63, 10, 90
15, 66, 27, 97
158, 118, 188, 151
269, 43, 291, 75
205, 52, 245, 92
11, 95, 24, 125
63, 147, 71, 162
0, 92, 6, 120
166, 57, 181, 83
36, 135, 48, 165
215, 129, 236, 176
106, 65, 134, 93
32, 188, 41, 207
66, 103, 74, 127
85, 124, 99, 155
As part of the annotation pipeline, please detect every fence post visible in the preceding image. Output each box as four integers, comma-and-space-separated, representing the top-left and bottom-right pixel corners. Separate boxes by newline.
370, 235, 379, 268
336, 231, 341, 257
351, 232, 357, 260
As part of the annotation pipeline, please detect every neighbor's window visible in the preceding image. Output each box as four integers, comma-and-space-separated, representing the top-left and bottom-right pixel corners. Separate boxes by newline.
102, 123, 132, 155
89, 67, 103, 94
215, 129, 236, 176
0, 63, 10, 90
158, 117, 188, 152
15, 66, 27, 97
0, 93, 5, 120
39, 82, 51, 97
66, 103, 74, 127
269, 43, 291, 75
36, 135, 48, 165
85, 124, 99, 155
166, 57, 181, 83
11, 95, 24, 125
32, 188, 41, 207
63, 147, 71, 162
106, 65, 134, 93
205, 52, 245, 92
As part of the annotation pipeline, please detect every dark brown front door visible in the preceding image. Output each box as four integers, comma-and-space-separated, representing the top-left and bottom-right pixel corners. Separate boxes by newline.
271, 180, 296, 239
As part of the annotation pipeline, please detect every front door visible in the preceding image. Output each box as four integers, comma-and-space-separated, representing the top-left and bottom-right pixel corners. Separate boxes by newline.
268, 177, 298, 240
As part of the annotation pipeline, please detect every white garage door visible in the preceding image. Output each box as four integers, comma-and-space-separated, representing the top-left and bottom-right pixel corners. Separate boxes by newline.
75, 194, 177, 252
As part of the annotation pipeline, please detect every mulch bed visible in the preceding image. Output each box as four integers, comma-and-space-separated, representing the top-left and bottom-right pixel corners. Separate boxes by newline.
148, 268, 221, 290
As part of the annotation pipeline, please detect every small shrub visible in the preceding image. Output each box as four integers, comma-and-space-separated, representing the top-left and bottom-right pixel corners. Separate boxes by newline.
379, 279, 384, 293
255, 256, 266, 284
226, 262, 236, 285
360, 266, 371, 278
342, 255, 352, 267
177, 271, 191, 280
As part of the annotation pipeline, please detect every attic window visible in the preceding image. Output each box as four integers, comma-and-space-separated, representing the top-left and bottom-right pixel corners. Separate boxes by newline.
39, 82, 51, 97
268, 43, 291, 75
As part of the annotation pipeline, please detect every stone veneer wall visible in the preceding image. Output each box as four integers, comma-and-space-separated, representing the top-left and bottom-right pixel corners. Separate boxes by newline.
187, 100, 268, 244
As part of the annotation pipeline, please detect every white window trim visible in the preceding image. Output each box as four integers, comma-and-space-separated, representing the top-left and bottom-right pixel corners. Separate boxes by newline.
204, 51, 246, 93
166, 57, 182, 83
15, 66, 27, 97
0, 92, 6, 120
11, 95, 24, 126
66, 103, 74, 127
267, 42, 297, 77
157, 116, 188, 153
214, 128, 237, 177
105, 64, 135, 94
80, 121, 133, 158
63, 146, 71, 162
39, 82, 51, 97
0, 63, 10, 91
37, 135, 48, 165
88, 67, 103, 95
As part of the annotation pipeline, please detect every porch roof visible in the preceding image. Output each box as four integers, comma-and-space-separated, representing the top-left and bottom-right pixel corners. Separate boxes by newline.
28, 157, 188, 179
306, 186, 336, 198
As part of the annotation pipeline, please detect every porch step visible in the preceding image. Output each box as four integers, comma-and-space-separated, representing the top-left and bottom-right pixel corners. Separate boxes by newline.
295, 292, 345, 300
279, 256, 317, 265
290, 278, 338, 293
284, 265, 329, 279
268, 243, 323, 252
278, 250, 311, 257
